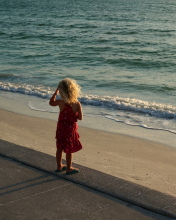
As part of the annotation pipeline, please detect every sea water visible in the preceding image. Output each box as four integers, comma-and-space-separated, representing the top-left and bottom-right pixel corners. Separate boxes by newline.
0, 0, 176, 141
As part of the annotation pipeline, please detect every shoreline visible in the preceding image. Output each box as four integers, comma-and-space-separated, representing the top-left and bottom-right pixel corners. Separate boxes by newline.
0, 92, 176, 149
0, 108, 176, 197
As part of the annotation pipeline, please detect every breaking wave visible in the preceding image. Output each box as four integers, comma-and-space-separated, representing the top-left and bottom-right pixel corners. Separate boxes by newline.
1, 81, 176, 120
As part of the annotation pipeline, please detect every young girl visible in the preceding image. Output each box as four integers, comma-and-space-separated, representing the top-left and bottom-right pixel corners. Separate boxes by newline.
49, 78, 83, 175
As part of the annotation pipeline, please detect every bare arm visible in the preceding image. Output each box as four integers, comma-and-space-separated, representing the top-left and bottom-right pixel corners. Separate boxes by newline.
77, 101, 83, 120
49, 89, 60, 106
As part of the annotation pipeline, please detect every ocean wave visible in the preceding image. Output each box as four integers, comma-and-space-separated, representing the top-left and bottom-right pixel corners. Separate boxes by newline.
1, 82, 176, 120
0, 73, 16, 79
0, 82, 52, 99
105, 116, 176, 134
104, 57, 175, 68
80, 94, 176, 119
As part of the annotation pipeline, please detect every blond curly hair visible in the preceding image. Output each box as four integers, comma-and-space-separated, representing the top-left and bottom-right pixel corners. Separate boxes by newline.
58, 78, 81, 104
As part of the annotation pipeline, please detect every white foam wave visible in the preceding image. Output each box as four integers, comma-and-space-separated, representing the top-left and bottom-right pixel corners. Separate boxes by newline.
1, 81, 176, 120
80, 94, 176, 119
0, 82, 52, 99
106, 115, 176, 134
28, 101, 58, 113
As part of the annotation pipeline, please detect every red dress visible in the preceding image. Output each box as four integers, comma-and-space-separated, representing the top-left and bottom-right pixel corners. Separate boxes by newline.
55, 104, 82, 153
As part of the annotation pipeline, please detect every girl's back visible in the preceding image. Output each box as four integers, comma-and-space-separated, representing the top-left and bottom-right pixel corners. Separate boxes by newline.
58, 100, 82, 121
59, 102, 78, 123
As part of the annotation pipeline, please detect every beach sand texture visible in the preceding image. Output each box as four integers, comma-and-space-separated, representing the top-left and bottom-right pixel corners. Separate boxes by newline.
0, 108, 176, 197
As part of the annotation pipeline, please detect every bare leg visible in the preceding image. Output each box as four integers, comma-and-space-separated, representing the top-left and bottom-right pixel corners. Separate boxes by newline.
66, 153, 72, 170
66, 153, 79, 173
56, 148, 64, 170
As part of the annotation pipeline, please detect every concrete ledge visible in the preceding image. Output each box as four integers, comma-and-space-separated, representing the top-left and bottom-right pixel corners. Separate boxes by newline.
0, 139, 176, 219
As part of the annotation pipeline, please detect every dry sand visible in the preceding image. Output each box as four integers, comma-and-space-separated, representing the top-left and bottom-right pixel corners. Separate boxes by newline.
0, 108, 176, 197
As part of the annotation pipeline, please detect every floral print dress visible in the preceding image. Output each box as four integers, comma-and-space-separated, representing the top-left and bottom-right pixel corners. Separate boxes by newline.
55, 104, 82, 153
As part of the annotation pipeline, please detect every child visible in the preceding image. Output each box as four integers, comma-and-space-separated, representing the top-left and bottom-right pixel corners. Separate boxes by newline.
49, 78, 83, 175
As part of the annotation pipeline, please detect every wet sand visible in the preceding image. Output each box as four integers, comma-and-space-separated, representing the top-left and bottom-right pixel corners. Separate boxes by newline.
0, 108, 176, 197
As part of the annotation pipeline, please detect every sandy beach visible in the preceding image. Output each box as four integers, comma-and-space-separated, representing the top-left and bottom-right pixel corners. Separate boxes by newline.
0, 108, 176, 197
